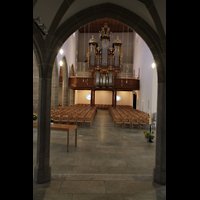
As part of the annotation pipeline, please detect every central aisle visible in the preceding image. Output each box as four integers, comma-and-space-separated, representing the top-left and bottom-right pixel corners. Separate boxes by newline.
91, 109, 114, 128
33, 109, 165, 200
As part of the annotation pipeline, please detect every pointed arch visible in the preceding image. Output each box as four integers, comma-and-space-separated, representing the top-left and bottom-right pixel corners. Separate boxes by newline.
33, 2, 166, 185
69, 64, 75, 76
48, 3, 165, 83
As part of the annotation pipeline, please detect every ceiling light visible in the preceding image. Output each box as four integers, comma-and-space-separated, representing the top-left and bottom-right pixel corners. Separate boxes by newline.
59, 49, 63, 55
151, 63, 155, 68
59, 61, 63, 66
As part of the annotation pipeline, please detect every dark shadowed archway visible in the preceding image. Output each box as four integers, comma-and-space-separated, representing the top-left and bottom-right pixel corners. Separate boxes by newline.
33, 3, 166, 185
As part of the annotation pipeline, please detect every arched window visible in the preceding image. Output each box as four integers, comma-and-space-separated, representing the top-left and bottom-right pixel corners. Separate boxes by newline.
116, 95, 121, 101
86, 94, 91, 100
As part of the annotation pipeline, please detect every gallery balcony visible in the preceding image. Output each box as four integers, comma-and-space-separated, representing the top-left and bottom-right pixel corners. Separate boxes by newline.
68, 76, 139, 91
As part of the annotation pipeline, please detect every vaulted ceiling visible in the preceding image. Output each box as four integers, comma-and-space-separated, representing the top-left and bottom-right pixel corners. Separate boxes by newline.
33, 0, 166, 37
33, 0, 166, 79
78, 18, 133, 33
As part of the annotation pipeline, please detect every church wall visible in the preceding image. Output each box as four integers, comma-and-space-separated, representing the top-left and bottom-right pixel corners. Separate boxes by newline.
74, 90, 133, 106
116, 91, 133, 106
75, 90, 91, 104
56, 31, 77, 77
133, 33, 157, 114
95, 91, 112, 105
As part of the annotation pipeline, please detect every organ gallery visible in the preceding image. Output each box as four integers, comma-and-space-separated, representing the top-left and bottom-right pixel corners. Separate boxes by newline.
68, 23, 139, 102
87, 23, 123, 88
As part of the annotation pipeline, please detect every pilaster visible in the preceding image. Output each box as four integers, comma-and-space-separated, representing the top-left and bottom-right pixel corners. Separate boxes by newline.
153, 82, 166, 185
34, 77, 52, 183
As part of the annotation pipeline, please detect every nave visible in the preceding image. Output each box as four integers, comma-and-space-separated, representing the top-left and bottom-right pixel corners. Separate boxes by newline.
33, 109, 165, 200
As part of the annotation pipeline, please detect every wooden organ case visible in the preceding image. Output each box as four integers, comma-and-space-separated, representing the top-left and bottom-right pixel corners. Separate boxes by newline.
87, 23, 123, 89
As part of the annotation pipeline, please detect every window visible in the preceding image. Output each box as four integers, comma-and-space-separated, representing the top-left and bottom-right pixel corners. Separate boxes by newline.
86, 94, 91, 100
116, 95, 121, 101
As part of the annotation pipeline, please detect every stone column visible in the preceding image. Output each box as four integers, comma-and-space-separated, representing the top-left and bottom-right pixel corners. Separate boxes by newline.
34, 77, 52, 183
91, 89, 95, 106
153, 82, 166, 185
112, 90, 116, 107
69, 89, 75, 105
62, 59, 69, 106
33, 51, 39, 115
51, 60, 59, 109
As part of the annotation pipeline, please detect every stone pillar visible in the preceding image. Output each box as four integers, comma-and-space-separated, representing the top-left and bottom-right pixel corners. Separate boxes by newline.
69, 89, 75, 105
153, 82, 166, 185
51, 60, 59, 109
62, 58, 69, 106
34, 77, 52, 183
33, 51, 39, 115
112, 90, 116, 107
91, 89, 95, 106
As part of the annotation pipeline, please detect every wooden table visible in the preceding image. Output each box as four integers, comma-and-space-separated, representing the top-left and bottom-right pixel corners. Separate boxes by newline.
33, 121, 77, 152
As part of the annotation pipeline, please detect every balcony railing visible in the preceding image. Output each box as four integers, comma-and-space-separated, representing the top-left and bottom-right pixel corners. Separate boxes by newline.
73, 62, 139, 79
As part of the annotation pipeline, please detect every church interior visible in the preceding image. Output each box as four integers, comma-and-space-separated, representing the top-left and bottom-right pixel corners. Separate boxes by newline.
33, 1, 166, 199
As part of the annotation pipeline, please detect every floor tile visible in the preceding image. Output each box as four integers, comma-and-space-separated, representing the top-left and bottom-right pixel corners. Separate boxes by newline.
59, 180, 106, 194
33, 193, 73, 200
33, 109, 165, 199
33, 180, 62, 194
104, 180, 157, 194
72, 194, 123, 200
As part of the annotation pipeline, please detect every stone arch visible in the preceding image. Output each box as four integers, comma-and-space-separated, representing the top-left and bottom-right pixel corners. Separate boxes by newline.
33, 2, 166, 185
69, 64, 75, 76
48, 3, 165, 83
46, 3, 165, 184
33, 22, 44, 78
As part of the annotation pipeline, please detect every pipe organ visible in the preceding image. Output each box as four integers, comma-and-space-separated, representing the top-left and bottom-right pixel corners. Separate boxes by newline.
87, 23, 123, 88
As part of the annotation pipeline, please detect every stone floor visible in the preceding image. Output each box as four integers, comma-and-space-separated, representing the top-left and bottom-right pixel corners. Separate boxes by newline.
33, 109, 166, 200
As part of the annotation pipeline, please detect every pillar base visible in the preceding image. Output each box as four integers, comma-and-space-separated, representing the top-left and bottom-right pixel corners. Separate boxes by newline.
153, 167, 166, 185
34, 166, 51, 184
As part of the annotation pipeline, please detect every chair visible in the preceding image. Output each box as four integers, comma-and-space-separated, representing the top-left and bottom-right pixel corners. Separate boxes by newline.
131, 118, 139, 129
115, 116, 123, 128
54, 115, 61, 124
123, 117, 131, 128
139, 117, 149, 129
84, 114, 93, 127
69, 114, 77, 125
61, 115, 68, 124
77, 114, 85, 127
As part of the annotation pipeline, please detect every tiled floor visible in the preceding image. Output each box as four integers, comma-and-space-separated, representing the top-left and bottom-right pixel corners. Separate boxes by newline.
33, 109, 166, 200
